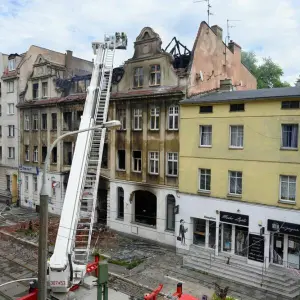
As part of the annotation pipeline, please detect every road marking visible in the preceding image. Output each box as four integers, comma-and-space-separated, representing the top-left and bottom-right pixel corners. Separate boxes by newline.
164, 275, 185, 283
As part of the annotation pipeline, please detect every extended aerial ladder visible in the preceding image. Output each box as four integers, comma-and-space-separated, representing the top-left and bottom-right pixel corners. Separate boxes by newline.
47, 33, 127, 294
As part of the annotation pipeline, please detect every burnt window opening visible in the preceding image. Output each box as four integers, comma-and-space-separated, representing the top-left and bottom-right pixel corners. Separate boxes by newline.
52, 113, 57, 130
230, 103, 245, 112
282, 101, 300, 109
117, 150, 125, 170
33, 83, 39, 99
41, 114, 47, 130
200, 106, 213, 113
75, 111, 83, 130
101, 143, 108, 169
134, 190, 157, 227
63, 142, 73, 165
52, 147, 57, 164
42, 146, 47, 162
117, 187, 124, 219
63, 112, 73, 131
117, 108, 126, 130
132, 151, 142, 172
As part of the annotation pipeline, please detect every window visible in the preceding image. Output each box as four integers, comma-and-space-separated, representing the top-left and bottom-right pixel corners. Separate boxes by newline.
63, 112, 72, 131
33, 83, 39, 99
117, 187, 124, 219
8, 147, 15, 159
132, 151, 142, 172
117, 109, 126, 130
150, 107, 160, 130
230, 103, 244, 112
282, 101, 300, 109
0, 126, 2, 137
133, 67, 143, 88
42, 82, 48, 98
280, 175, 296, 202
42, 146, 47, 162
200, 125, 212, 147
32, 114, 38, 130
7, 81, 14, 93
101, 143, 108, 169
200, 106, 213, 113
199, 169, 211, 192
8, 59, 16, 71
25, 175, 29, 192
0, 147, 2, 159
149, 65, 161, 86
166, 195, 175, 231
230, 125, 244, 148
8, 103, 14, 115
33, 176, 38, 193
0, 105, 1, 116
52, 147, 57, 163
117, 150, 125, 170
281, 124, 298, 149
41, 114, 47, 130
149, 151, 159, 175
24, 115, 29, 131
229, 171, 242, 195
6, 175, 10, 191
25, 145, 29, 161
167, 152, 178, 176
168, 105, 179, 130
8, 125, 15, 137
33, 146, 38, 162
133, 108, 142, 130
52, 113, 57, 130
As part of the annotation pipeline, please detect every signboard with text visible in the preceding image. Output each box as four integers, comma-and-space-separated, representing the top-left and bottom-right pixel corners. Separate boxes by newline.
248, 234, 265, 263
267, 219, 300, 237
220, 211, 249, 227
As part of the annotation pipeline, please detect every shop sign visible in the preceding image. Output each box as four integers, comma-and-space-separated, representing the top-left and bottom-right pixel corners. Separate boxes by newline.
220, 211, 249, 226
248, 234, 265, 263
19, 164, 39, 175
267, 219, 300, 237
204, 215, 216, 221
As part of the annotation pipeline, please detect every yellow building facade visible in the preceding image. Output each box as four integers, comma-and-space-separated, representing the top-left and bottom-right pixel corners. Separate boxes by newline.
177, 84, 300, 274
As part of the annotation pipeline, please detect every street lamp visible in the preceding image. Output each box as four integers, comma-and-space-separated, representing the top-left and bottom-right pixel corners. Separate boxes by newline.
37, 120, 120, 300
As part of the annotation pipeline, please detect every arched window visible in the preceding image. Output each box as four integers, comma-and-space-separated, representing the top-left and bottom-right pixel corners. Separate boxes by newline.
117, 187, 124, 219
166, 194, 175, 231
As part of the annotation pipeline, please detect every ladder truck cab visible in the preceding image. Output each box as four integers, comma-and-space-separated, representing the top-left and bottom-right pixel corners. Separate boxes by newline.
47, 32, 127, 294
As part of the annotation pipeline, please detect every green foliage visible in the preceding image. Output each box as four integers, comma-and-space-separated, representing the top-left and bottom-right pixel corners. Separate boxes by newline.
212, 293, 237, 300
241, 51, 290, 89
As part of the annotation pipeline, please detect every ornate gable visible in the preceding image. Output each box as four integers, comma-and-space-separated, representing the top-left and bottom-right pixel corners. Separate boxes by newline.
34, 54, 48, 66
132, 27, 162, 59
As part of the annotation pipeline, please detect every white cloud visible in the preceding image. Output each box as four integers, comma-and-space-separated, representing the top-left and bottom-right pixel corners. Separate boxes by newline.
0, 0, 299, 84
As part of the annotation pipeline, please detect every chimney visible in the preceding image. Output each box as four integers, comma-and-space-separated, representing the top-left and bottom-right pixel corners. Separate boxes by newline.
211, 25, 223, 40
220, 78, 233, 92
228, 40, 241, 61
66, 50, 73, 75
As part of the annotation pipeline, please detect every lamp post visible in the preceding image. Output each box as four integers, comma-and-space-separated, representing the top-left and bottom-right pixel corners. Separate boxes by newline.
37, 120, 121, 300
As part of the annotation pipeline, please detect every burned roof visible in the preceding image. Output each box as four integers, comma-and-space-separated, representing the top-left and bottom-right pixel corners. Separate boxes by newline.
181, 87, 300, 104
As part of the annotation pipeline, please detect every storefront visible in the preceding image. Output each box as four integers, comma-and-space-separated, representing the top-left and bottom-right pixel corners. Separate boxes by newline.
193, 217, 217, 249
219, 211, 249, 257
268, 219, 300, 270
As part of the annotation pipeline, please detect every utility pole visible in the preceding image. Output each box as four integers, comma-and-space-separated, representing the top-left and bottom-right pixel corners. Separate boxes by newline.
97, 261, 108, 300
193, 0, 213, 26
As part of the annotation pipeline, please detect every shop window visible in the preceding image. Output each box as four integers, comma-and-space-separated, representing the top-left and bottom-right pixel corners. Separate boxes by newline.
222, 223, 232, 252
228, 171, 242, 195
200, 125, 212, 147
273, 233, 284, 265
281, 124, 298, 149
193, 218, 206, 246
209, 221, 216, 248
235, 226, 248, 257
117, 187, 124, 219
166, 194, 175, 231
287, 236, 300, 269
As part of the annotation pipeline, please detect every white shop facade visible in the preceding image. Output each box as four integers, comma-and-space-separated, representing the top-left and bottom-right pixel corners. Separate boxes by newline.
176, 193, 300, 270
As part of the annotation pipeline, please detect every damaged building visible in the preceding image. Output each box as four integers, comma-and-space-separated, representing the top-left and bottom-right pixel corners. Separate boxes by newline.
107, 22, 256, 245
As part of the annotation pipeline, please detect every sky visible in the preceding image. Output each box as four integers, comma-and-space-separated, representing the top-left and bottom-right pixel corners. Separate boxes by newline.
0, 0, 299, 85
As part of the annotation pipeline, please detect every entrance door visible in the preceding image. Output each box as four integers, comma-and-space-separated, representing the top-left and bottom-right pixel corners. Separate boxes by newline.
235, 226, 248, 257
273, 233, 284, 265
11, 174, 18, 204
223, 223, 232, 252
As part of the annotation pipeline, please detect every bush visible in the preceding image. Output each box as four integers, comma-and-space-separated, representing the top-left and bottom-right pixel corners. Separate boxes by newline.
212, 293, 237, 300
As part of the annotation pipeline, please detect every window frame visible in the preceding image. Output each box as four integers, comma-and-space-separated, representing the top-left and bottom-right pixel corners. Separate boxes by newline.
51, 113, 57, 130
281, 124, 299, 149
33, 146, 38, 162
148, 151, 159, 175
230, 103, 245, 112
149, 64, 161, 86
133, 67, 144, 88
7, 103, 14, 115
117, 108, 126, 130
229, 125, 244, 149
42, 81, 48, 98
228, 171, 243, 196
25, 175, 29, 192
32, 114, 39, 130
166, 194, 176, 231
132, 108, 142, 131
200, 125, 212, 147
32, 82, 39, 99
149, 107, 160, 130
7, 81, 14, 93
41, 113, 47, 130
199, 168, 211, 192
279, 175, 296, 203
33, 175, 38, 193
8, 147, 15, 159
8, 125, 15, 137
132, 150, 142, 173
200, 106, 213, 114
117, 187, 124, 220
168, 105, 179, 130
24, 115, 30, 131
25, 145, 30, 161
166, 152, 178, 177
117, 149, 126, 171
8, 59, 16, 71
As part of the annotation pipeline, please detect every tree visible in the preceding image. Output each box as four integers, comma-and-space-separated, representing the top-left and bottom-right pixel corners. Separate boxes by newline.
241, 51, 290, 89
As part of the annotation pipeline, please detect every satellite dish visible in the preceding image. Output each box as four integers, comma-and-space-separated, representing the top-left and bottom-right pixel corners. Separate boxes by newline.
199, 70, 204, 81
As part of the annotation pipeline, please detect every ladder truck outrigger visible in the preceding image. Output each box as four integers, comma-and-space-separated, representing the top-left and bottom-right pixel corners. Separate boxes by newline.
47, 32, 127, 294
